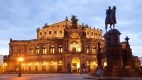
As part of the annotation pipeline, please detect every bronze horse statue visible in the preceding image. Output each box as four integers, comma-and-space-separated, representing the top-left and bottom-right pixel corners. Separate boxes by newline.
105, 6, 117, 32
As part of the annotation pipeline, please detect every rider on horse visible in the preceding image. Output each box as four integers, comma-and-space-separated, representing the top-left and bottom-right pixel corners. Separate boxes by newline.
105, 6, 117, 32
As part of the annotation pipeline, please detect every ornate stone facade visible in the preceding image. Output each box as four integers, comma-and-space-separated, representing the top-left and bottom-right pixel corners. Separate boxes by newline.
3, 16, 104, 73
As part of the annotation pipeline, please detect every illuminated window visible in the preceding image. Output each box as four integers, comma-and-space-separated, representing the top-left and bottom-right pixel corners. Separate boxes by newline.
58, 47, 63, 54
42, 46, 47, 54
86, 47, 89, 53
92, 47, 96, 54
36, 47, 40, 54
87, 61, 90, 65
70, 42, 81, 52
104, 62, 107, 67
58, 45, 63, 54
59, 61, 62, 64
50, 47, 55, 54
51, 61, 53, 64
92, 48, 96, 54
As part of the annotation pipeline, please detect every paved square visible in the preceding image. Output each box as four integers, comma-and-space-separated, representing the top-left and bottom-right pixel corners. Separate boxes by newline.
0, 74, 89, 80
0, 74, 142, 80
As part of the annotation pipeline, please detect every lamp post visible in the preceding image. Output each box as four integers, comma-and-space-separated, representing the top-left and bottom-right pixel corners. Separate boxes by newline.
96, 42, 103, 77
17, 57, 24, 77
97, 42, 102, 67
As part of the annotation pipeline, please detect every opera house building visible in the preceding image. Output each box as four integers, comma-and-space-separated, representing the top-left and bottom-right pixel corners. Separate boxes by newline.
3, 16, 104, 73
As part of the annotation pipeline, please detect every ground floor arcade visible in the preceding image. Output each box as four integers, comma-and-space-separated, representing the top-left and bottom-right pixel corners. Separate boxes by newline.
3, 54, 106, 73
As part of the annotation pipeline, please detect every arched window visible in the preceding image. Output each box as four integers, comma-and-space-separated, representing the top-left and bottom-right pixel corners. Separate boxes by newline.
36, 46, 40, 54
42, 46, 47, 54
69, 33, 81, 53
58, 45, 63, 54
70, 42, 81, 52
50, 45, 55, 54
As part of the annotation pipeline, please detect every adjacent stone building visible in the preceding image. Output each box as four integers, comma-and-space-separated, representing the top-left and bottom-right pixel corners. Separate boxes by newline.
3, 16, 104, 73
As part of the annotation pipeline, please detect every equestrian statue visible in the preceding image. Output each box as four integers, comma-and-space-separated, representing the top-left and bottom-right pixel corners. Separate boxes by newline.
105, 6, 117, 32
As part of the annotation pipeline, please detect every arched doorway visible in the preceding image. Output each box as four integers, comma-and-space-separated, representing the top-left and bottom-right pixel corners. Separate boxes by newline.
71, 58, 80, 72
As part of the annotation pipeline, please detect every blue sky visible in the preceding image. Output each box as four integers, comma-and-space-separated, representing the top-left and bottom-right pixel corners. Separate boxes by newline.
0, 0, 142, 57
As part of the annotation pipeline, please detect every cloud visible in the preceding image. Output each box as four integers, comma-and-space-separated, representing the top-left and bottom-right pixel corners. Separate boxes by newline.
0, 0, 142, 57
0, 49, 8, 55
0, 40, 9, 55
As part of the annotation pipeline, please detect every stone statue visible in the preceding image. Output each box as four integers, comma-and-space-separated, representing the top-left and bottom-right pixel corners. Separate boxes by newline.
105, 6, 117, 32
71, 15, 78, 29
125, 36, 130, 45
65, 16, 68, 21
111, 6, 117, 27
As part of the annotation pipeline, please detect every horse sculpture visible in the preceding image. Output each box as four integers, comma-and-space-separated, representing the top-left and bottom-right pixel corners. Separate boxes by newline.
105, 6, 117, 32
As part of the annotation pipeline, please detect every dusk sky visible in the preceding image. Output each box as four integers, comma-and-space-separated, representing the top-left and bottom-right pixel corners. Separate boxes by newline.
0, 0, 142, 57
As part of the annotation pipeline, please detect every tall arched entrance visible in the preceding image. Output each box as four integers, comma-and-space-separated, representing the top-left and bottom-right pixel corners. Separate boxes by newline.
71, 57, 80, 72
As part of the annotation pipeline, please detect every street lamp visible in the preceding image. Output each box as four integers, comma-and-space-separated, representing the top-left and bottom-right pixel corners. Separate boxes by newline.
17, 57, 24, 77
104, 62, 107, 67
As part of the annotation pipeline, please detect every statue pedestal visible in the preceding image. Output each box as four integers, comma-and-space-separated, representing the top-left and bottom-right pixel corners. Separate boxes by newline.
103, 29, 122, 77
103, 29, 141, 77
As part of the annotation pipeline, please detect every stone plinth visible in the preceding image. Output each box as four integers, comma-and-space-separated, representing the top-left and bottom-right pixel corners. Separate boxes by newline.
103, 29, 122, 77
